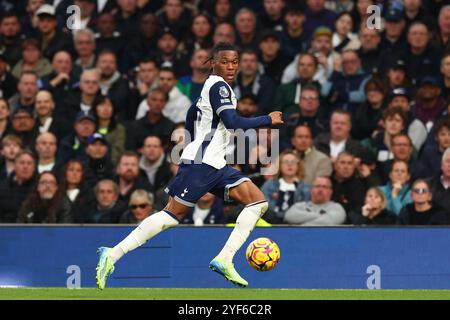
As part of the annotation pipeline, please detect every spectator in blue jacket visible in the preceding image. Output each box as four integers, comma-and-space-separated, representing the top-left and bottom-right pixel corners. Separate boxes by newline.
379, 159, 412, 215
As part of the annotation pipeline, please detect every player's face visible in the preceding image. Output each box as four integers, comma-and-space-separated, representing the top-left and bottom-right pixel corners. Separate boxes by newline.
212, 50, 239, 84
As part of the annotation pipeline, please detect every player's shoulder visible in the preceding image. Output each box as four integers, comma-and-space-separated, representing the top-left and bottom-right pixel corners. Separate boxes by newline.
204, 75, 228, 90
204, 75, 232, 98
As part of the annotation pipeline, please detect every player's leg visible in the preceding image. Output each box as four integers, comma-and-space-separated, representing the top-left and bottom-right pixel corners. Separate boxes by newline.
216, 181, 268, 263
96, 198, 190, 289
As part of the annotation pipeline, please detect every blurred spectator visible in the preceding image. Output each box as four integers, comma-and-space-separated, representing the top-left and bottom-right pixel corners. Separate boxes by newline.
234, 8, 258, 50
34, 90, 70, 138
93, 95, 126, 164
403, 0, 436, 32
233, 49, 275, 116
379, 159, 413, 215
261, 150, 310, 222
121, 13, 159, 72
59, 159, 95, 223
258, 0, 285, 31
0, 12, 24, 66
433, 5, 450, 52
12, 38, 52, 79
0, 97, 12, 141
304, 0, 336, 37
115, 0, 141, 39
357, 26, 382, 74
325, 0, 353, 14
40, 50, 80, 107
349, 187, 398, 225
128, 87, 175, 150
332, 12, 360, 53
0, 150, 36, 222
211, 0, 234, 24
18, 170, 72, 223
278, 4, 308, 58
350, 0, 374, 33
184, 192, 223, 225
413, 76, 445, 131
257, 29, 291, 85
315, 110, 366, 160
441, 53, 450, 100
96, 50, 130, 120
95, 12, 126, 61
120, 189, 156, 223
385, 59, 411, 91
87, 179, 127, 223
73, 28, 96, 70
114, 151, 153, 204
9, 71, 39, 110
398, 179, 448, 225
379, 7, 407, 56
36, 4, 74, 60
0, 53, 17, 100
157, 0, 192, 41
179, 12, 214, 58
330, 151, 368, 215
72, 0, 96, 33
351, 76, 387, 140
84, 132, 114, 188
284, 85, 327, 139
420, 119, 450, 177
322, 49, 369, 114
284, 176, 346, 225
10, 106, 38, 149
212, 22, 236, 45
275, 53, 321, 118
290, 125, 332, 185
0, 134, 22, 179
177, 48, 210, 102
427, 147, 450, 213
57, 110, 96, 165
155, 27, 190, 77
35, 132, 61, 173
139, 135, 172, 193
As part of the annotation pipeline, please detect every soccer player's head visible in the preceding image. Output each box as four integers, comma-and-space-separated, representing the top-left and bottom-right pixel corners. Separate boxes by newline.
209, 42, 239, 85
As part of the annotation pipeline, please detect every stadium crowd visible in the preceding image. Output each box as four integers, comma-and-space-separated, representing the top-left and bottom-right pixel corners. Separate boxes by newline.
0, 0, 450, 226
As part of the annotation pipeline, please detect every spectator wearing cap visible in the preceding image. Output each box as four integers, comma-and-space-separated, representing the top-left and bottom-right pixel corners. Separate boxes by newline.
332, 12, 360, 53
34, 90, 70, 139
0, 52, 17, 100
357, 26, 382, 74
213, 22, 236, 45
414, 76, 445, 131
0, 150, 37, 222
85, 179, 128, 223
304, 0, 336, 37
351, 76, 388, 141
57, 110, 96, 166
385, 59, 411, 91
232, 49, 275, 116
156, 0, 192, 42
84, 132, 115, 188
114, 0, 142, 39
278, 4, 309, 58
36, 4, 74, 61
127, 87, 175, 150
427, 148, 450, 214
275, 53, 322, 119
396, 22, 441, 85
93, 94, 126, 164
74, 29, 96, 71
387, 87, 427, 152
95, 12, 126, 63
11, 106, 38, 150
179, 12, 214, 59
40, 50, 81, 108
379, 7, 407, 55
258, 0, 285, 31
155, 26, 190, 77
420, 119, 450, 177
290, 125, 332, 185
121, 13, 159, 72
177, 48, 210, 102
95, 49, 130, 121
322, 49, 369, 114
0, 12, 24, 66
235, 8, 259, 51
258, 29, 291, 85
403, 0, 436, 32
11, 38, 52, 79
440, 53, 450, 100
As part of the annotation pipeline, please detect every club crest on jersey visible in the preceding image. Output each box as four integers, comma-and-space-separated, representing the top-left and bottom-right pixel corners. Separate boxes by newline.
219, 86, 229, 98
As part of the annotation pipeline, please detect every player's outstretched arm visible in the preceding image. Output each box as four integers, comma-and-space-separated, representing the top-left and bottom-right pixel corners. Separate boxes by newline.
219, 109, 283, 130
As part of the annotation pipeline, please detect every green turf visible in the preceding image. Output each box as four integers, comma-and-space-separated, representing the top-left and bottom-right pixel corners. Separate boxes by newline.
1, 288, 450, 300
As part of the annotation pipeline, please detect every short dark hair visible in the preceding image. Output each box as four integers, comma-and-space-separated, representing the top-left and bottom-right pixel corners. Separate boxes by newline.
434, 119, 450, 137
209, 42, 239, 61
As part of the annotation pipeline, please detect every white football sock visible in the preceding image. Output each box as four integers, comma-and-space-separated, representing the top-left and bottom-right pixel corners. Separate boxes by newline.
108, 210, 179, 263
217, 200, 268, 262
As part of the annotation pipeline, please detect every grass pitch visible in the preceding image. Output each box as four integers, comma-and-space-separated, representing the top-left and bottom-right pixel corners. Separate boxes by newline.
1, 288, 450, 300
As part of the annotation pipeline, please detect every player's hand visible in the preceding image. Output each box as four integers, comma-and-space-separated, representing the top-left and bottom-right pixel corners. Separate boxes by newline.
269, 111, 284, 125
